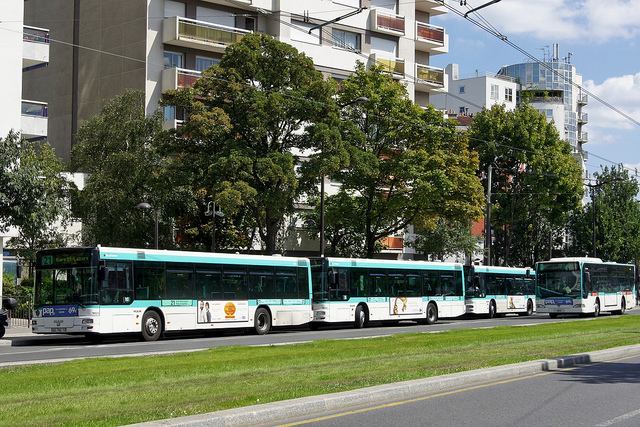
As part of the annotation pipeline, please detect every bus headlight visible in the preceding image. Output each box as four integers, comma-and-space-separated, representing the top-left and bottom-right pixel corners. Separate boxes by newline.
82, 318, 94, 324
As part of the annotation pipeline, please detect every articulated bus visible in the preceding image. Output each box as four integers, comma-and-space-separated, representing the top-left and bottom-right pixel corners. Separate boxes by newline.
32, 247, 312, 341
536, 257, 636, 318
310, 257, 466, 328
464, 266, 535, 318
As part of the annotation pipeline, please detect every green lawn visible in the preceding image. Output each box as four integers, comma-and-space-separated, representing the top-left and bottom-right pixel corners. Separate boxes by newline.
2, 315, 640, 426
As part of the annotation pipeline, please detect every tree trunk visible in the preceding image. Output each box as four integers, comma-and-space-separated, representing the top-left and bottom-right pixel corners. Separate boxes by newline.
264, 220, 280, 254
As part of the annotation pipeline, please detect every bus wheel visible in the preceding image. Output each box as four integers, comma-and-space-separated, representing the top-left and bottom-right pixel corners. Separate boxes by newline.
593, 300, 600, 317
254, 308, 272, 335
0, 324, 5, 339
549, 313, 558, 319
613, 298, 626, 316
488, 301, 497, 319
519, 299, 534, 316
426, 303, 438, 325
354, 305, 368, 329
142, 311, 163, 342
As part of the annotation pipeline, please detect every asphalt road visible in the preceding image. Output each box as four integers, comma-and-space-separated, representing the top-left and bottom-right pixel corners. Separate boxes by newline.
1, 310, 638, 366
293, 353, 640, 427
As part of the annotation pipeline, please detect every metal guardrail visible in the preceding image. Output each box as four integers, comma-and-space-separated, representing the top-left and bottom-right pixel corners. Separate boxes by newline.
23, 25, 50, 44
4, 297, 32, 327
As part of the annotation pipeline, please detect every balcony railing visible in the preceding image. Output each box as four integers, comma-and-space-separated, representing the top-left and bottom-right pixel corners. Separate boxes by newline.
23, 26, 49, 44
371, 54, 405, 77
372, 9, 405, 35
578, 93, 588, 105
578, 132, 588, 143
416, 64, 445, 87
21, 100, 48, 117
578, 113, 588, 124
164, 16, 251, 53
177, 68, 201, 88
416, 22, 444, 44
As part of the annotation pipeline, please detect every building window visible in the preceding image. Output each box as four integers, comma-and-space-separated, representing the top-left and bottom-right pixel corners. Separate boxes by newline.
195, 56, 220, 72
332, 28, 361, 52
163, 51, 184, 69
459, 106, 468, 115
459, 86, 465, 94
505, 88, 513, 102
490, 84, 499, 100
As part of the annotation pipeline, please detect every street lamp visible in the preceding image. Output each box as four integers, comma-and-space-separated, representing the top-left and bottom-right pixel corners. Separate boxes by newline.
205, 201, 224, 252
317, 96, 369, 257
135, 202, 159, 250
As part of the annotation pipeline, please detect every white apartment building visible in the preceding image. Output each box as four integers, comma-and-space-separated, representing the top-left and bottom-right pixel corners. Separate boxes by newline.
431, 63, 518, 117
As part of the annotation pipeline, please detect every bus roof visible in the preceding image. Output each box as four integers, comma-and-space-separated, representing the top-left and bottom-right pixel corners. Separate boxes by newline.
323, 257, 463, 270
540, 257, 634, 267
97, 246, 310, 267
473, 265, 534, 275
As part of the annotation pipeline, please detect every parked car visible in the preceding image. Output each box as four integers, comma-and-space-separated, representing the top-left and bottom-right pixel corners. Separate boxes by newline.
0, 297, 18, 338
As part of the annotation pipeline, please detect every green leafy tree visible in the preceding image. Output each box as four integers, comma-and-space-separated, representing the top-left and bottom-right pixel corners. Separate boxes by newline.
0, 133, 70, 270
309, 64, 483, 257
468, 104, 583, 266
567, 166, 640, 263
72, 91, 188, 248
412, 219, 480, 261
162, 33, 338, 253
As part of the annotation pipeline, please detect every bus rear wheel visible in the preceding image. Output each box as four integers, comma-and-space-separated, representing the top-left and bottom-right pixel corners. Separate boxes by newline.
142, 311, 163, 342
593, 300, 600, 317
354, 305, 368, 329
426, 303, 438, 325
254, 308, 272, 335
519, 299, 534, 316
488, 301, 497, 319
613, 298, 626, 315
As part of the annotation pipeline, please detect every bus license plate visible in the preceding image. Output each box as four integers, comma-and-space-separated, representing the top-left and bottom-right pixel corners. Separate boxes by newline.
51, 327, 67, 332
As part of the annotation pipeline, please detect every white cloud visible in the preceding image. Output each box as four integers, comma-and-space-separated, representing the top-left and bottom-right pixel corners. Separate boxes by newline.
458, 0, 640, 42
583, 73, 640, 131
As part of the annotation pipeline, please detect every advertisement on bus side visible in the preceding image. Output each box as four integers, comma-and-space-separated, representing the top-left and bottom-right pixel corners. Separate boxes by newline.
197, 300, 249, 323
389, 297, 422, 315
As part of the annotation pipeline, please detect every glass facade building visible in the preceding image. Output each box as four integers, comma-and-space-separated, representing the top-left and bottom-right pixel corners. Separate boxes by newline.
498, 60, 584, 148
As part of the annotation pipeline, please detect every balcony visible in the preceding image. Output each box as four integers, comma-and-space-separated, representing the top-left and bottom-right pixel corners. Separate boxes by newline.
163, 16, 251, 53
578, 93, 588, 105
23, 26, 49, 69
381, 236, 404, 251
415, 64, 445, 91
369, 53, 405, 79
21, 100, 48, 139
578, 112, 588, 124
371, 8, 405, 35
162, 67, 202, 92
578, 132, 588, 144
415, 0, 447, 15
415, 22, 448, 54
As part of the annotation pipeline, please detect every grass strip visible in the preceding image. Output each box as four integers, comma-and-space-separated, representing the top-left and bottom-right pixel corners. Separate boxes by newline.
1, 315, 639, 426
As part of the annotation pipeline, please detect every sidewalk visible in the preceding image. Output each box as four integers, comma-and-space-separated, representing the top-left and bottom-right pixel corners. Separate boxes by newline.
0, 325, 36, 345
130, 343, 640, 427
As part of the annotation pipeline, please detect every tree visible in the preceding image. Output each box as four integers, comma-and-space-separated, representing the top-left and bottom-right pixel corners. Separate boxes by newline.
468, 104, 583, 266
72, 91, 188, 248
162, 33, 338, 253
0, 133, 69, 269
567, 166, 640, 263
309, 64, 484, 258
412, 219, 480, 261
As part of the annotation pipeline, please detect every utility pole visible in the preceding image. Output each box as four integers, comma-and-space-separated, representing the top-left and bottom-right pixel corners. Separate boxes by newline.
484, 163, 493, 265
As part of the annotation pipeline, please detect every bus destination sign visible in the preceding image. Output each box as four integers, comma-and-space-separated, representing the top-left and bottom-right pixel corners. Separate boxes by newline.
38, 250, 93, 268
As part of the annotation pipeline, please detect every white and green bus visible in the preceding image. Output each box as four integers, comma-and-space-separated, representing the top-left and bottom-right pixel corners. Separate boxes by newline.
32, 247, 312, 341
464, 266, 535, 318
536, 257, 636, 318
310, 257, 466, 328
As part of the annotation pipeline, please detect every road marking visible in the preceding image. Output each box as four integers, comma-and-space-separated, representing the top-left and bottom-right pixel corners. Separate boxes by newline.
595, 408, 640, 426
0, 347, 75, 356
280, 354, 640, 426
249, 341, 312, 347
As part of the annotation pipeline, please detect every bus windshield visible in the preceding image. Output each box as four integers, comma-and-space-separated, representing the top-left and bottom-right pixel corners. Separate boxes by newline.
35, 267, 98, 306
537, 262, 582, 299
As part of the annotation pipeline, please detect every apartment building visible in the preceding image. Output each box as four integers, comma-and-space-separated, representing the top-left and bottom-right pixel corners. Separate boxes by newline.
431, 63, 518, 117
23, 0, 449, 159
498, 44, 588, 163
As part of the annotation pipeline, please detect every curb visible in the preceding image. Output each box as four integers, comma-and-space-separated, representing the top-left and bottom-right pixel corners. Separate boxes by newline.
131, 343, 640, 426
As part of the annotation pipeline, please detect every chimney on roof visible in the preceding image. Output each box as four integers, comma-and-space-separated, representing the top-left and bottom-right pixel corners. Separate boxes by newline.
552, 43, 559, 61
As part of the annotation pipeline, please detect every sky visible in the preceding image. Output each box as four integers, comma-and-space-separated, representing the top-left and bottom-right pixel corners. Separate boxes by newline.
430, 0, 640, 179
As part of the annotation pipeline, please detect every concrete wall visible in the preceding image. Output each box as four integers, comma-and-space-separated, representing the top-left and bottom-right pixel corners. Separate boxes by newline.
0, 0, 24, 138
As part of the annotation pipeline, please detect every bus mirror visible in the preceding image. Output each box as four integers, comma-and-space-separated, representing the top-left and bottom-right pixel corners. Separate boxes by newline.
328, 271, 337, 286
585, 271, 591, 289
98, 265, 107, 282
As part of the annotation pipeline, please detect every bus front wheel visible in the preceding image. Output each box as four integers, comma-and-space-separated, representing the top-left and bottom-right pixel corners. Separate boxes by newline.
488, 301, 497, 319
254, 308, 272, 335
142, 310, 163, 342
593, 300, 600, 317
613, 298, 626, 315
